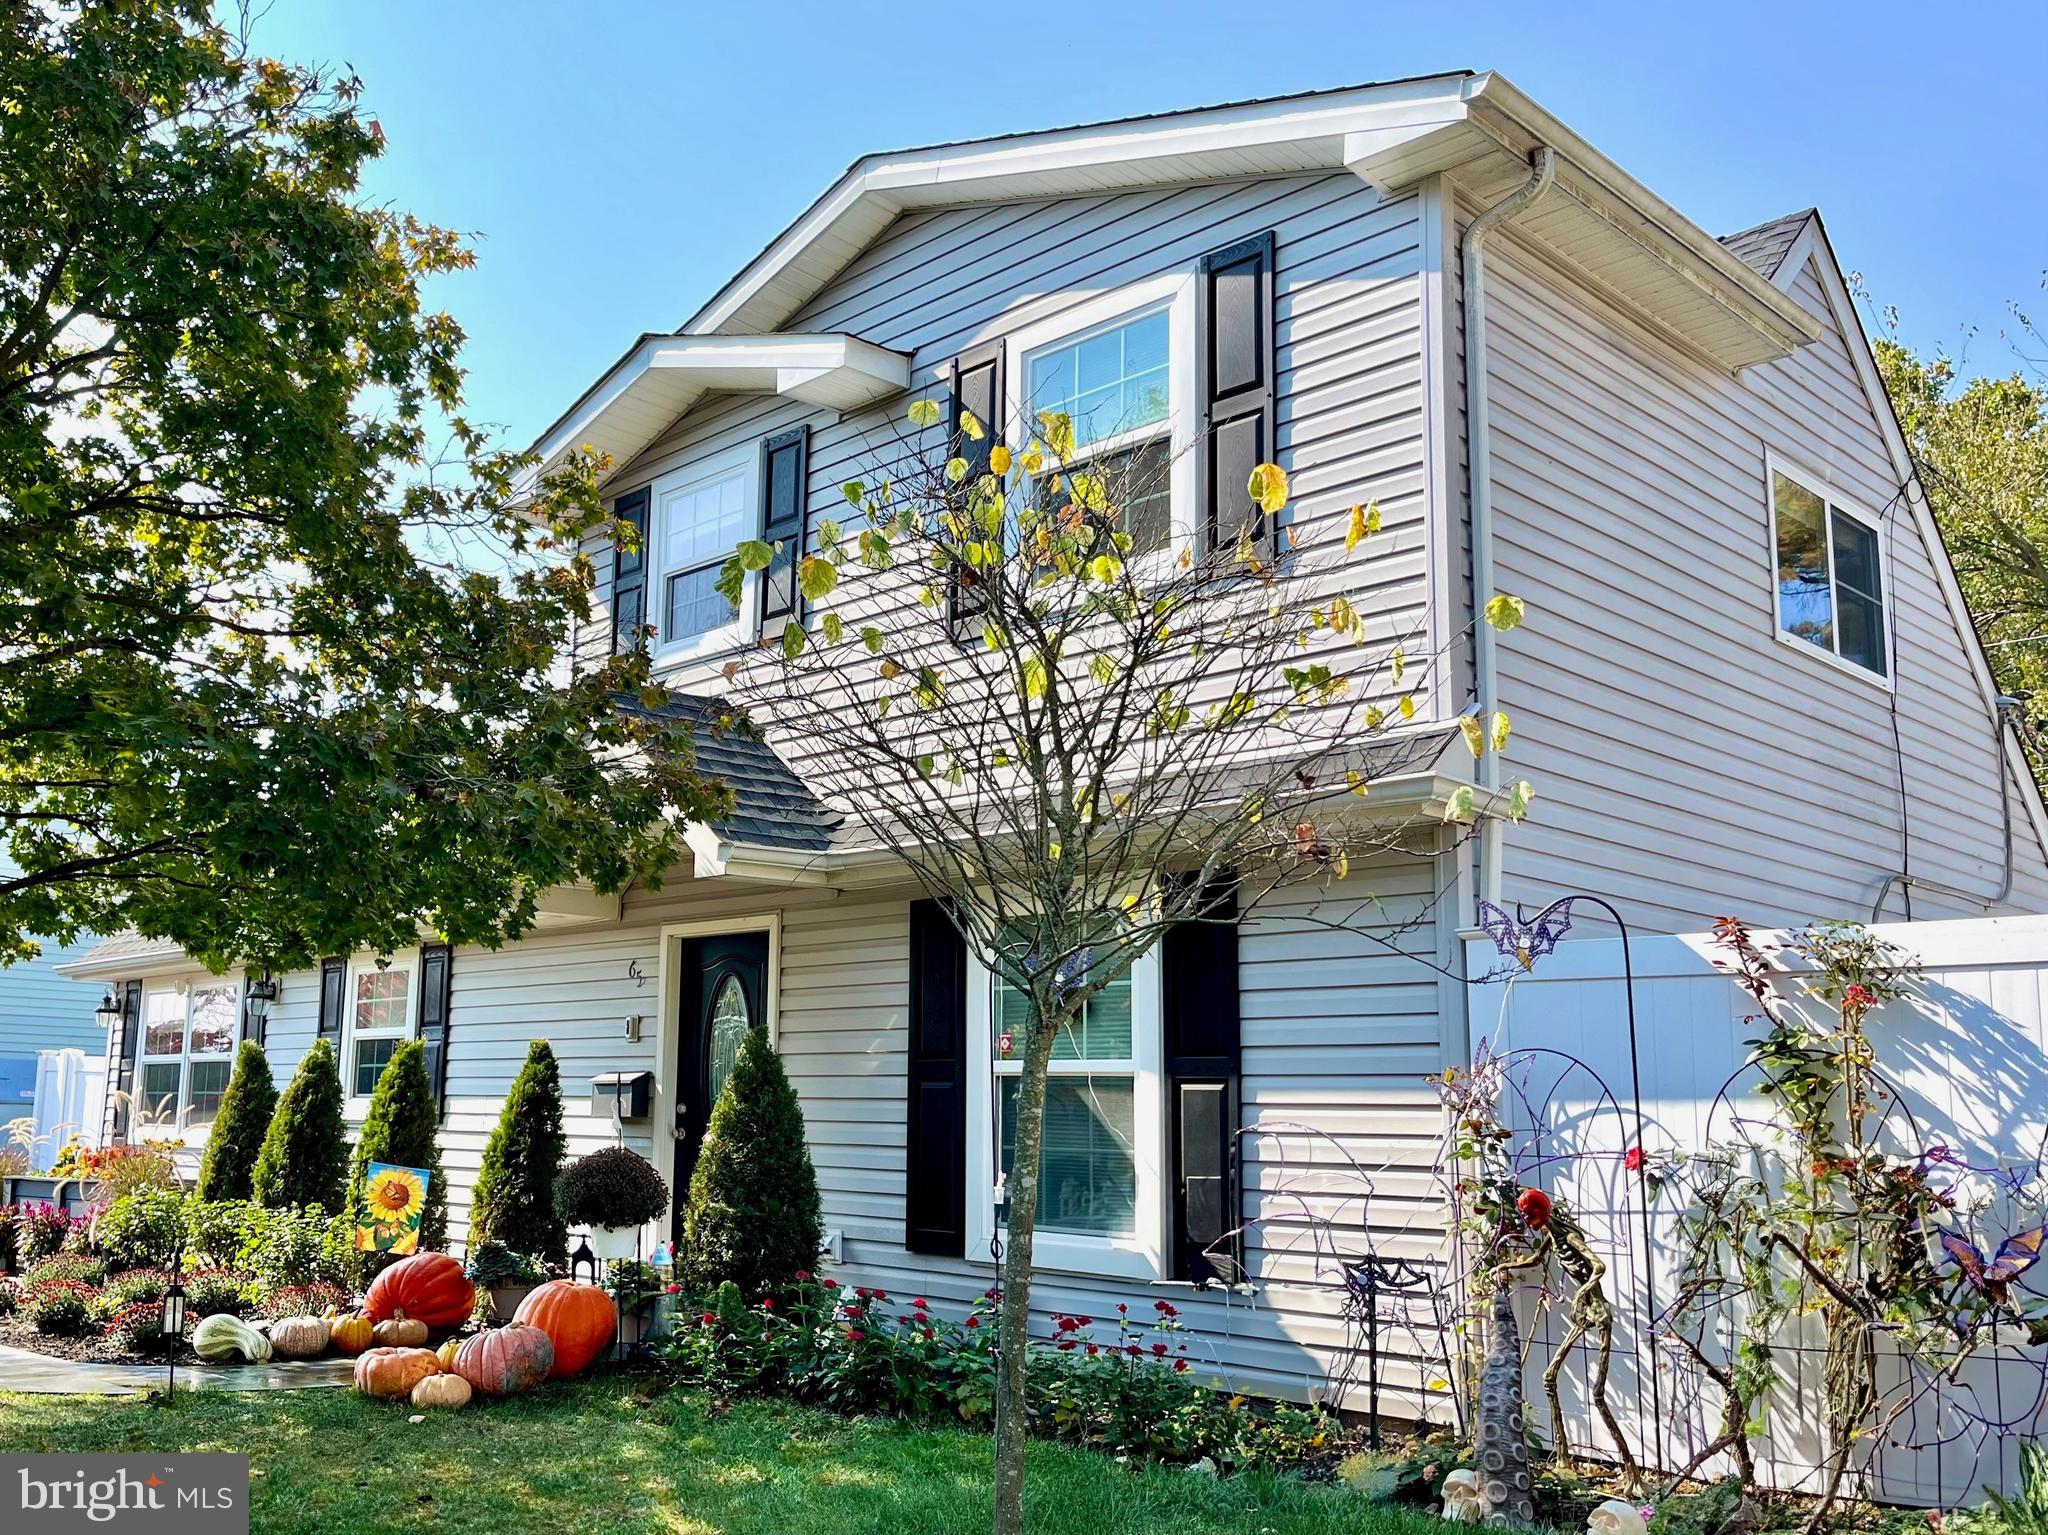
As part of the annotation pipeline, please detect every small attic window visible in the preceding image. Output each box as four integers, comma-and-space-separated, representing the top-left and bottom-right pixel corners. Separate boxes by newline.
1768, 457, 1889, 682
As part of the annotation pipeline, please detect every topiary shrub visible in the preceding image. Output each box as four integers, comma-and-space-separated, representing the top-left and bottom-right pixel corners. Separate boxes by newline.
94, 1187, 188, 1271
196, 1040, 278, 1202
679, 1026, 822, 1299
252, 1039, 347, 1213
468, 1039, 567, 1264
557, 1146, 668, 1232
346, 1038, 447, 1259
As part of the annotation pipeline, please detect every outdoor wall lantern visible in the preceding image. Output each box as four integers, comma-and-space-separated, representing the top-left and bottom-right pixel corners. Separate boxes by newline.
95, 990, 122, 1031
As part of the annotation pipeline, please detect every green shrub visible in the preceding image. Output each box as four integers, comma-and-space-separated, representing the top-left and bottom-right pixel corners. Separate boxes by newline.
182, 1268, 246, 1319
98, 1267, 173, 1313
25, 1251, 105, 1287
24, 1278, 95, 1336
346, 1037, 447, 1258
464, 1241, 543, 1288
237, 1203, 350, 1293
94, 1187, 188, 1270
469, 1039, 568, 1263
679, 1026, 821, 1298
0, 1277, 16, 1316
258, 1280, 350, 1320
196, 1041, 278, 1202
252, 1039, 347, 1213
557, 1146, 668, 1231
184, 1198, 264, 1269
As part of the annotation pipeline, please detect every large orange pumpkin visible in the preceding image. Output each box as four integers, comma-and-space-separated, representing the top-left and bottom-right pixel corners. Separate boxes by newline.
362, 1252, 473, 1329
452, 1324, 554, 1397
514, 1280, 618, 1379
353, 1346, 442, 1399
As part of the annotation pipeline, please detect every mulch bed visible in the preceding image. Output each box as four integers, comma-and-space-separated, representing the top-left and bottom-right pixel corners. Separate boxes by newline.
0, 1317, 192, 1368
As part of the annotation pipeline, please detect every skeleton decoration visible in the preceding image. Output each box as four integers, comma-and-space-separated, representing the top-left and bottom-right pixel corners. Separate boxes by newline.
1474, 1287, 1537, 1526
1587, 1501, 1648, 1535
1440, 1468, 1483, 1524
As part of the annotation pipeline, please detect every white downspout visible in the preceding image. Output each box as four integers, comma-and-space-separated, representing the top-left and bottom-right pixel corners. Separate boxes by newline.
1463, 146, 1556, 908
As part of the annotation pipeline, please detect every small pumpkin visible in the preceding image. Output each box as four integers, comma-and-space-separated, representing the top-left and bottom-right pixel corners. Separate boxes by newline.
328, 1311, 375, 1356
353, 1346, 442, 1399
452, 1324, 554, 1397
514, 1279, 618, 1380
362, 1251, 474, 1329
269, 1314, 331, 1359
192, 1312, 273, 1364
436, 1337, 462, 1372
372, 1307, 429, 1348
412, 1371, 472, 1410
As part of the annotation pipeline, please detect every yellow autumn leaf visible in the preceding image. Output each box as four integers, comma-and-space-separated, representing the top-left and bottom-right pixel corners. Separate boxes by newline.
1442, 784, 1476, 822
1399, 694, 1416, 720
1247, 462, 1289, 515
1459, 716, 1484, 757
989, 444, 1012, 475
1491, 710, 1511, 751
958, 409, 985, 441
1484, 593, 1526, 631
907, 399, 942, 429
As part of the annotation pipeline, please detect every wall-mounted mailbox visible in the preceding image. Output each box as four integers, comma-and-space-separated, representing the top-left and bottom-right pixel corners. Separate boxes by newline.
591, 1070, 653, 1122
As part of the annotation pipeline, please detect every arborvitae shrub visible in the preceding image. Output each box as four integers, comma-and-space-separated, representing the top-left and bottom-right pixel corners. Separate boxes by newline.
346, 1038, 448, 1254
468, 1039, 567, 1263
252, 1038, 347, 1214
195, 1040, 278, 1202
680, 1026, 821, 1298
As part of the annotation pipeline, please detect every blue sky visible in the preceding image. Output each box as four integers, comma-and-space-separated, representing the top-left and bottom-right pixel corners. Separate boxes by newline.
251, 0, 2048, 449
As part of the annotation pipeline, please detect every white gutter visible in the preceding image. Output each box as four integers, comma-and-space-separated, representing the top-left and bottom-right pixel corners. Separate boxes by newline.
1463, 145, 1556, 908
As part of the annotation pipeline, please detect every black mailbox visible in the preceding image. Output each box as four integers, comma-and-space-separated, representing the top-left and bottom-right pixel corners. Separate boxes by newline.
591, 1070, 653, 1122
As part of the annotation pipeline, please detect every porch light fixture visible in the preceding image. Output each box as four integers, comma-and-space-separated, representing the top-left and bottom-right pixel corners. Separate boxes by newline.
95, 990, 122, 1031
246, 972, 279, 1026
569, 1236, 599, 1285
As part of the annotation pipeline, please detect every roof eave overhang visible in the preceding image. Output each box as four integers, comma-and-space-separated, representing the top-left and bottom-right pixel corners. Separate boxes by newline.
521, 332, 911, 503
679, 71, 1819, 376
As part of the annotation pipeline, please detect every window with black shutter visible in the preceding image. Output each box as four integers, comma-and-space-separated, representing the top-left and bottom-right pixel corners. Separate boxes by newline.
1195, 232, 1277, 554
758, 425, 811, 640
906, 899, 969, 1255
947, 344, 1003, 632
610, 486, 652, 655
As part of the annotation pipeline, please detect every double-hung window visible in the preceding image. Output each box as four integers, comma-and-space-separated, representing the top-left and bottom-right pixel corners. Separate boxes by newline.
135, 980, 240, 1134
652, 444, 758, 658
348, 959, 414, 1099
1008, 271, 1196, 562
965, 934, 1165, 1279
1768, 458, 1890, 682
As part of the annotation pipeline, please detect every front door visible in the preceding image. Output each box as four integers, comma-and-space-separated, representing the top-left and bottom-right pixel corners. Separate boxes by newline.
672, 931, 769, 1223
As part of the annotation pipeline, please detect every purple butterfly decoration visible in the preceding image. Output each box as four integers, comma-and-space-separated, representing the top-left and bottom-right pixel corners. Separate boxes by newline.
1941, 1226, 2047, 1305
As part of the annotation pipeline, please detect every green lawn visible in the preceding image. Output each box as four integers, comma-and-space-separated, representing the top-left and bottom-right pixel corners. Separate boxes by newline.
0, 1378, 1448, 1535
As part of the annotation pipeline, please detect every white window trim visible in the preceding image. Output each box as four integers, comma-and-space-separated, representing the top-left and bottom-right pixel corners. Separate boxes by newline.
964, 943, 1165, 1282
343, 949, 419, 1108
136, 974, 243, 1139
1003, 270, 1198, 570
649, 440, 761, 665
1763, 450, 1895, 693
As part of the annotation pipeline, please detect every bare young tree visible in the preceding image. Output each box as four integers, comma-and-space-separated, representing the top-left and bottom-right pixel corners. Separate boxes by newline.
711, 396, 1530, 1534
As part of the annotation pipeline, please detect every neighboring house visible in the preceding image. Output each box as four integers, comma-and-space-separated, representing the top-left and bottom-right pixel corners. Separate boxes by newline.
0, 855, 104, 1144
59, 72, 2048, 1417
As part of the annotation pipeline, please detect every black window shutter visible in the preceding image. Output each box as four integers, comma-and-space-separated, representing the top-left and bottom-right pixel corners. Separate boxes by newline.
317, 957, 346, 1048
418, 944, 453, 1118
1161, 875, 1242, 1281
758, 425, 811, 639
947, 343, 1003, 631
610, 486, 652, 655
106, 979, 143, 1145
1195, 231, 1278, 554
906, 899, 969, 1256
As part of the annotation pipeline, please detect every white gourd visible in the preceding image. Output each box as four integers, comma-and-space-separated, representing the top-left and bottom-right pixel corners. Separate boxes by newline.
192, 1312, 273, 1363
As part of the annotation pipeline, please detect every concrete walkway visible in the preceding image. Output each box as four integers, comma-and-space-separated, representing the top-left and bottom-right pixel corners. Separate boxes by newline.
0, 1343, 354, 1395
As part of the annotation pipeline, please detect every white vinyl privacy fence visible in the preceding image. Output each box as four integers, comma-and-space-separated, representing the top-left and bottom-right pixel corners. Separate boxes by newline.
1462, 914, 2048, 1506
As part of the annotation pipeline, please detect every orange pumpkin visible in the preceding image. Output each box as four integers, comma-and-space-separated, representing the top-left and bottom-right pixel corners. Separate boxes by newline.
362, 1252, 473, 1329
372, 1308, 429, 1348
353, 1346, 442, 1399
453, 1324, 555, 1397
514, 1280, 618, 1379
328, 1311, 375, 1356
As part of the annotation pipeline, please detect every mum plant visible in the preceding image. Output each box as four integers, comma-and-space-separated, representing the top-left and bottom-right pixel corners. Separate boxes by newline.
557, 1146, 668, 1233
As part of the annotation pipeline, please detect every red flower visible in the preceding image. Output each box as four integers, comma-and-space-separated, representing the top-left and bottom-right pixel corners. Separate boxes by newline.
1057, 1339, 1078, 1351
922, 1327, 935, 1340
1116, 1303, 1128, 1314
1085, 1343, 1099, 1356
1624, 1147, 1644, 1173
965, 1315, 981, 1329
1126, 1344, 1142, 1357
854, 1287, 870, 1299
700, 1311, 716, 1325
1153, 1300, 1178, 1317
1151, 1342, 1168, 1356
898, 1314, 911, 1325
665, 1282, 681, 1294
795, 1269, 811, 1282
1516, 1187, 1553, 1230
912, 1296, 928, 1310
1173, 1359, 1189, 1373
760, 1297, 775, 1310
1845, 984, 1878, 1012
845, 1327, 865, 1341
874, 1290, 889, 1301
822, 1278, 838, 1289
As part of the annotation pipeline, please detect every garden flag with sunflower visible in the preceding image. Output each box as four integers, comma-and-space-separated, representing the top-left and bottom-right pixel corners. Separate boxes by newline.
356, 1162, 432, 1254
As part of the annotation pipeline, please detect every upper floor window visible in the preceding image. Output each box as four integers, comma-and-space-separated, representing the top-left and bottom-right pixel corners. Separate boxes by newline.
136, 980, 239, 1133
1769, 459, 1889, 681
1009, 273, 1194, 560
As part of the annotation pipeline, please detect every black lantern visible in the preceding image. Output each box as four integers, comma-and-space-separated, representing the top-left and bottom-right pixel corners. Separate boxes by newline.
95, 990, 122, 1032
245, 972, 279, 1031
159, 1274, 187, 1402
569, 1235, 598, 1285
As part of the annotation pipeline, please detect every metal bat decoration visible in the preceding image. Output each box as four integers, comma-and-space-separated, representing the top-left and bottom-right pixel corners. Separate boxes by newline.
1941, 1226, 2047, 1306
1476, 897, 1578, 971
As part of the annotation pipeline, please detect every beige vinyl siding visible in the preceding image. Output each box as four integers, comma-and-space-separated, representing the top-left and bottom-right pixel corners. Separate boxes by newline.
575, 172, 1445, 720
1478, 234, 2048, 932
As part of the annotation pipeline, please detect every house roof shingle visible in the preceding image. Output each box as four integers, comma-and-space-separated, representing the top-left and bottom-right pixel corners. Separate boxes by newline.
1718, 209, 1814, 282
632, 694, 844, 855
